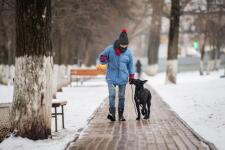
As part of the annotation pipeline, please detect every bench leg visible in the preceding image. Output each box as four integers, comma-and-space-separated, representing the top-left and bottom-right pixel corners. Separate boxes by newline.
62, 105, 65, 128
54, 107, 58, 132
81, 79, 83, 85
70, 75, 72, 87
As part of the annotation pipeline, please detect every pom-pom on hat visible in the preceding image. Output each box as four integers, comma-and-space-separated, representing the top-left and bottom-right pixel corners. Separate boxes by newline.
121, 29, 128, 33
118, 28, 129, 45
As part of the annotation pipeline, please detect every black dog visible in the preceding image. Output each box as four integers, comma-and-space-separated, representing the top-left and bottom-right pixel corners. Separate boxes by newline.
130, 79, 152, 120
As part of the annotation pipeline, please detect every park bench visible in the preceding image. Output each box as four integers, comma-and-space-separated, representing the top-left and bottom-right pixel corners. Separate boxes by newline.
0, 101, 67, 133
70, 65, 106, 85
52, 101, 67, 132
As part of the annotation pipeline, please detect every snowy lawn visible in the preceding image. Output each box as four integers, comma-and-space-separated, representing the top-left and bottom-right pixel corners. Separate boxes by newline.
0, 78, 108, 150
0, 85, 13, 103
144, 70, 225, 150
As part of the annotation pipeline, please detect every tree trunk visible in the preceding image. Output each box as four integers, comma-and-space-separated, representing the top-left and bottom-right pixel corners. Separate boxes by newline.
0, 65, 8, 85
166, 0, 180, 84
78, 36, 87, 66
215, 46, 221, 70
11, 0, 53, 140
83, 38, 91, 66
211, 46, 217, 71
214, 7, 223, 71
207, 48, 214, 75
147, 0, 163, 76
52, 64, 58, 98
52, 27, 62, 65
0, 1, 9, 84
199, 33, 206, 75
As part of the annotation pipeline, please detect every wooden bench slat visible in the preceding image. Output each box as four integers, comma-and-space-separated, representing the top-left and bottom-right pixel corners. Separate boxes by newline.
70, 68, 106, 85
52, 101, 67, 107
70, 69, 106, 76
71, 70, 99, 76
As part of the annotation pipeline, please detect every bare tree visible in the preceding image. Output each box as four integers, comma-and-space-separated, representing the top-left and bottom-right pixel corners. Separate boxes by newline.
10, 0, 53, 140
166, 0, 180, 84
50, 0, 147, 66
146, 0, 164, 76
0, 0, 15, 84
180, 0, 225, 75
192, 0, 208, 75
0, 0, 9, 84
145, 0, 192, 76
1, 0, 147, 68
207, 0, 225, 73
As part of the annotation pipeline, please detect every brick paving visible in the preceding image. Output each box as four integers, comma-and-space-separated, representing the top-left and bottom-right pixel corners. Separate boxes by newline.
0, 103, 10, 142
68, 85, 216, 150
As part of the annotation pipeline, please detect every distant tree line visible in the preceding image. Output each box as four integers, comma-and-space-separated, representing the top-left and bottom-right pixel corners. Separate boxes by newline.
0, 0, 146, 66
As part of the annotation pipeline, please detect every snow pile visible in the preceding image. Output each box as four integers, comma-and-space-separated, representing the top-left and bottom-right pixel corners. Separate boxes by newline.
144, 70, 225, 150
0, 79, 108, 150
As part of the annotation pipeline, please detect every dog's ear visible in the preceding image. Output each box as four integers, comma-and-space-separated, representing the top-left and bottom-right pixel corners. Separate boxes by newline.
142, 80, 148, 84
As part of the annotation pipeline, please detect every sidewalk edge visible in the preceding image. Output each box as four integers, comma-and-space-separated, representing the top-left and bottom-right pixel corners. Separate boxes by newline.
65, 97, 107, 150
147, 84, 217, 150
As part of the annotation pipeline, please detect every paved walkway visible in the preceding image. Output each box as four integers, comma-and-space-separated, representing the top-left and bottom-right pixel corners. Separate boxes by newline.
0, 103, 10, 142
68, 85, 216, 150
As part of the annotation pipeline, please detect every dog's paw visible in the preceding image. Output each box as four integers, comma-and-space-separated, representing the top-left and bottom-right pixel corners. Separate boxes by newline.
143, 116, 149, 119
136, 117, 140, 120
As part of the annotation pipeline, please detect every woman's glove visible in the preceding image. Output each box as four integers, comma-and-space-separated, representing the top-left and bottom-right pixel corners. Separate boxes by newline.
129, 74, 134, 84
100, 55, 107, 63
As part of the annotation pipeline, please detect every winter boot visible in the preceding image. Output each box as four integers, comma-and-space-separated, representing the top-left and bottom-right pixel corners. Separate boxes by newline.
118, 108, 126, 121
107, 107, 116, 121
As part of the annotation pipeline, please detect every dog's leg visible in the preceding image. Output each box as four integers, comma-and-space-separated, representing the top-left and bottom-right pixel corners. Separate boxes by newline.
140, 104, 145, 116
135, 101, 141, 120
143, 104, 148, 119
146, 98, 151, 119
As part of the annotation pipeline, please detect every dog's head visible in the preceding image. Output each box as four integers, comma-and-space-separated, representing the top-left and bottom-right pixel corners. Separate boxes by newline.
130, 79, 148, 90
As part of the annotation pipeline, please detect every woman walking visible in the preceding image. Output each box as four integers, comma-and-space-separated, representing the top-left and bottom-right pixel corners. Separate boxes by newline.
99, 29, 134, 121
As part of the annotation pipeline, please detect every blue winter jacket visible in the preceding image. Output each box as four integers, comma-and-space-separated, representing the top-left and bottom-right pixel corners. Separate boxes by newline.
99, 45, 135, 85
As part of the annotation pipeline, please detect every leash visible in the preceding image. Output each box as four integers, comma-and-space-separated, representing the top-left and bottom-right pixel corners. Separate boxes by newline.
130, 84, 138, 116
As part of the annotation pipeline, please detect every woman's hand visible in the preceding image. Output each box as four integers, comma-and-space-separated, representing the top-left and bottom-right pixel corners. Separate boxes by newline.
100, 55, 108, 63
129, 74, 134, 84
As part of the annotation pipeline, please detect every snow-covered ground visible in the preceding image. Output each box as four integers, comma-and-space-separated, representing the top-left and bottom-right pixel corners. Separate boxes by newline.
0, 78, 108, 150
0, 85, 13, 103
1, 70, 225, 149
144, 70, 225, 150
